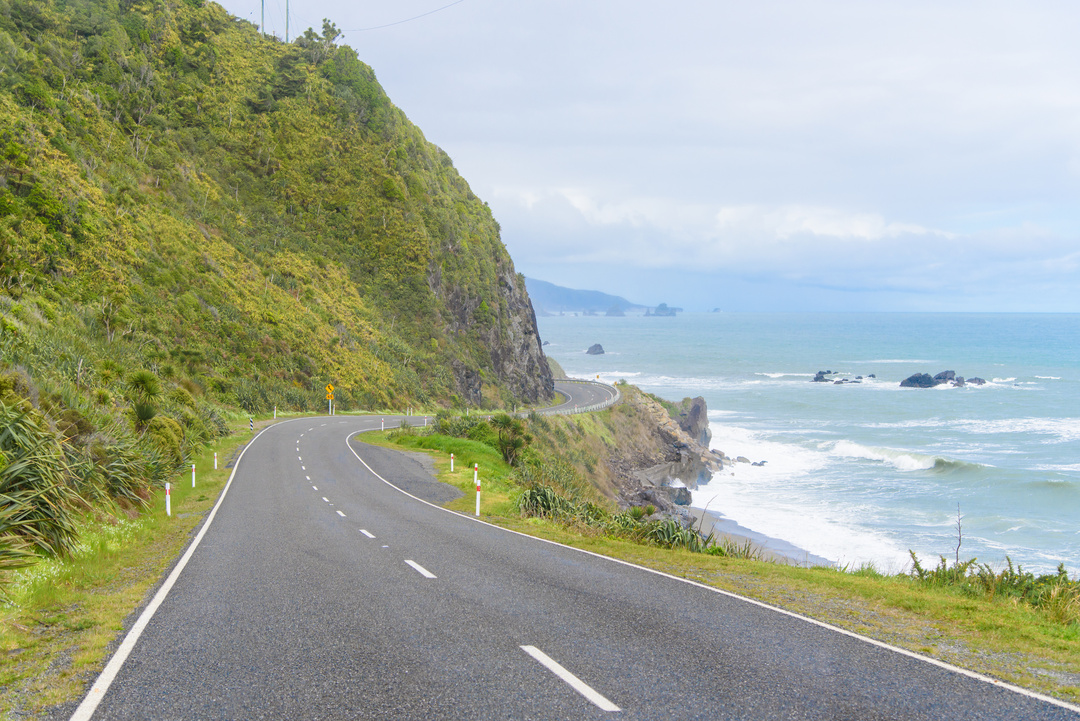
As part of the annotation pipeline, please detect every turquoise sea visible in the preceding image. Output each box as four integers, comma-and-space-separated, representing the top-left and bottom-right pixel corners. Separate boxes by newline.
537, 313, 1080, 574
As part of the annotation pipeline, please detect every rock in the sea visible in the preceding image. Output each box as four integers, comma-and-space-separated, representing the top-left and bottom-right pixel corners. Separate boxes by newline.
586, 343, 605, 355
934, 370, 956, 383
812, 370, 831, 382
968, 377, 986, 385
751, 460, 767, 467
736, 456, 751, 464
900, 373, 938, 388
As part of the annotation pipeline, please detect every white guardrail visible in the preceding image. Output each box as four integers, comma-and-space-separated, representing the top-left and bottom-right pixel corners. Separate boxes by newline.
536, 379, 622, 416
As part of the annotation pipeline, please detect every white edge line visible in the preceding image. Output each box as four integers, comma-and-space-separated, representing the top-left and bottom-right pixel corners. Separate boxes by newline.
404, 559, 437, 579
70, 420, 290, 721
521, 645, 620, 712
344, 432, 1080, 716
360, 529, 375, 539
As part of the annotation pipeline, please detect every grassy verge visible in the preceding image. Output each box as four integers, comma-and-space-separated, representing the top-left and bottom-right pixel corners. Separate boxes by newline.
367, 428, 1080, 706
0, 413, 283, 719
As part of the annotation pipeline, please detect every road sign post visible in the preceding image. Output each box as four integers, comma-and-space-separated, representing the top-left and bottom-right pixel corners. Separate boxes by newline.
326, 384, 334, 416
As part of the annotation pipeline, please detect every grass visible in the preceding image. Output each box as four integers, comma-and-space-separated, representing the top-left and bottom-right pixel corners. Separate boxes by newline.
4, 419, 1078, 717
368, 429, 1080, 706
0, 413, 267, 719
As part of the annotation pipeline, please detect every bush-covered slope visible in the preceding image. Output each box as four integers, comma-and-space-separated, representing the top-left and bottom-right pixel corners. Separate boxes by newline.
0, 0, 552, 412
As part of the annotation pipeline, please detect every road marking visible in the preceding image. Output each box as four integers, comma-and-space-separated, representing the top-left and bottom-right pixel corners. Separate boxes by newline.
520, 645, 620, 712
360, 529, 375, 538
336, 510, 346, 517
298, 456, 302, 461
322, 497, 330, 503
69, 419, 298, 721
306, 476, 310, 481
404, 560, 436, 579
312, 486, 318, 490
301, 465, 305, 471
345, 434, 1080, 718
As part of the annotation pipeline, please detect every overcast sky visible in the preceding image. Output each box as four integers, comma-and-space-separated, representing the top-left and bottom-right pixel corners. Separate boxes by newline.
218, 0, 1080, 311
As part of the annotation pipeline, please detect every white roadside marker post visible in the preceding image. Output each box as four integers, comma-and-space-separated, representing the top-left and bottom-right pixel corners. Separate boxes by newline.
165, 482, 171, 517
381, 418, 384, 431
450, 453, 454, 472
274, 405, 277, 419
191, 464, 195, 487
474, 464, 480, 517
424, 416, 427, 427
214, 452, 218, 470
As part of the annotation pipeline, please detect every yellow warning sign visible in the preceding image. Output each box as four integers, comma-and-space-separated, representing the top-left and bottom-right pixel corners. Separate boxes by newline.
325, 383, 334, 394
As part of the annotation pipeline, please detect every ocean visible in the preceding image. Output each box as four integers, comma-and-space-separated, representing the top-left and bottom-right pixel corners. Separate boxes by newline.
536, 313, 1080, 575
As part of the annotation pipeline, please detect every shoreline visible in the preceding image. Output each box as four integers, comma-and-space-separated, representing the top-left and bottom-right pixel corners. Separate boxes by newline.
688, 506, 835, 568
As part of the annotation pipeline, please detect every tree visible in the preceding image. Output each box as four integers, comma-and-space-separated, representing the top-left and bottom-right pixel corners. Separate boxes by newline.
490, 413, 532, 466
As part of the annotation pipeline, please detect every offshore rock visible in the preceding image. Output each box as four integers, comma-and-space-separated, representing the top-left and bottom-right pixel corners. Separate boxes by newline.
900, 373, 937, 388
586, 343, 605, 355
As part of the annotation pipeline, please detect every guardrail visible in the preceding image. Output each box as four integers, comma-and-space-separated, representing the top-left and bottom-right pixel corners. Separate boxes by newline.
534, 379, 622, 416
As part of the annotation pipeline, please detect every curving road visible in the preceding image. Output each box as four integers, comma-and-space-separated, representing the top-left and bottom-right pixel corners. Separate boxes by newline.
542, 379, 620, 415
71, 416, 1079, 720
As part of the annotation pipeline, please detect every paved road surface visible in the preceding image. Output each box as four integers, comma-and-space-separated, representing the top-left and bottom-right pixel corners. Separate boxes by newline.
543, 380, 619, 414
73, 416, 1079, 719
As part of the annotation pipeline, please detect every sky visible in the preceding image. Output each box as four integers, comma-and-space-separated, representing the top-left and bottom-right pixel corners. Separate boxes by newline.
217, 0, 1080, 312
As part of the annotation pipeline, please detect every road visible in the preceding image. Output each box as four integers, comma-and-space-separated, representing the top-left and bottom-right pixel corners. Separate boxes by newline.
73, 415, 1079, 719
543, 379, 620, 414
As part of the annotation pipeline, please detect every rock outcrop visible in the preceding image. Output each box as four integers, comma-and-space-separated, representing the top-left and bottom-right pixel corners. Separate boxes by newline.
586, 343, 605, 355
676, 396, 712, 447
900, 370, 981, 389
619, 393, 725, 513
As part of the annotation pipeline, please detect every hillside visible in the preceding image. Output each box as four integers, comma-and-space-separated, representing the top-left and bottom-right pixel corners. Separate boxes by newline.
524, 277, 644, 315
0, 0, 552, 412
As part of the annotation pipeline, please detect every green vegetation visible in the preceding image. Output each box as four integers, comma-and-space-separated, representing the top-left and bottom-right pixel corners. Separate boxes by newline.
0, 0, 546, 417
0, 418, 245, 718
0, 0, 549, 607
375, 407, 1080, 705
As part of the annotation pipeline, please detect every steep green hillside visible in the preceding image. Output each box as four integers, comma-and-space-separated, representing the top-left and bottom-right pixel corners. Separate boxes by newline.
0, 0, 552, 413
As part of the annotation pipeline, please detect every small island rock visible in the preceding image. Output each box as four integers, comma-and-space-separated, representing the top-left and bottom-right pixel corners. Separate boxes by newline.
586, 343, 605, 355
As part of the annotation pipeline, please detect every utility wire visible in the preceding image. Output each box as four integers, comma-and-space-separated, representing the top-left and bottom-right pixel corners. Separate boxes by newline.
345, 0, 466, 32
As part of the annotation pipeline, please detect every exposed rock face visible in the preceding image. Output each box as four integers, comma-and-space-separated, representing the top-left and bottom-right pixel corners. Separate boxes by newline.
677, 396, 712, 447
586, 343, 605, 355
437, 264, 554, 404
622, 394, 725, 513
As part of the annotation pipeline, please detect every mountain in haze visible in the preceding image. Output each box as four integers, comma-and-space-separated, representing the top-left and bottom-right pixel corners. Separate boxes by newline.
525, 278, 645, 315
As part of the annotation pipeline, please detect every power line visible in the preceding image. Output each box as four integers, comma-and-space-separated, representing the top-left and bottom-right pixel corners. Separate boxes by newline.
345, 0, 466, 32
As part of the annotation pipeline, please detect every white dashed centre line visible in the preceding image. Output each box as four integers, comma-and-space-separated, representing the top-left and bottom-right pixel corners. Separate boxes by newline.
301, 466, 306, 471
336, 510, 346, 517
312, 486, 318, 491
404, 560, 436, 579
322, 497, 330, 503
298, 456, 302, 462
359, 530, 375, 539
305, 476, 310, 481
520, 646, 620, 712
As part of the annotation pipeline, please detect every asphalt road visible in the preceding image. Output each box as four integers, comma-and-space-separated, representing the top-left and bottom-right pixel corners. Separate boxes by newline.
72, 415, 1079, 720
544, 380, 619, 414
